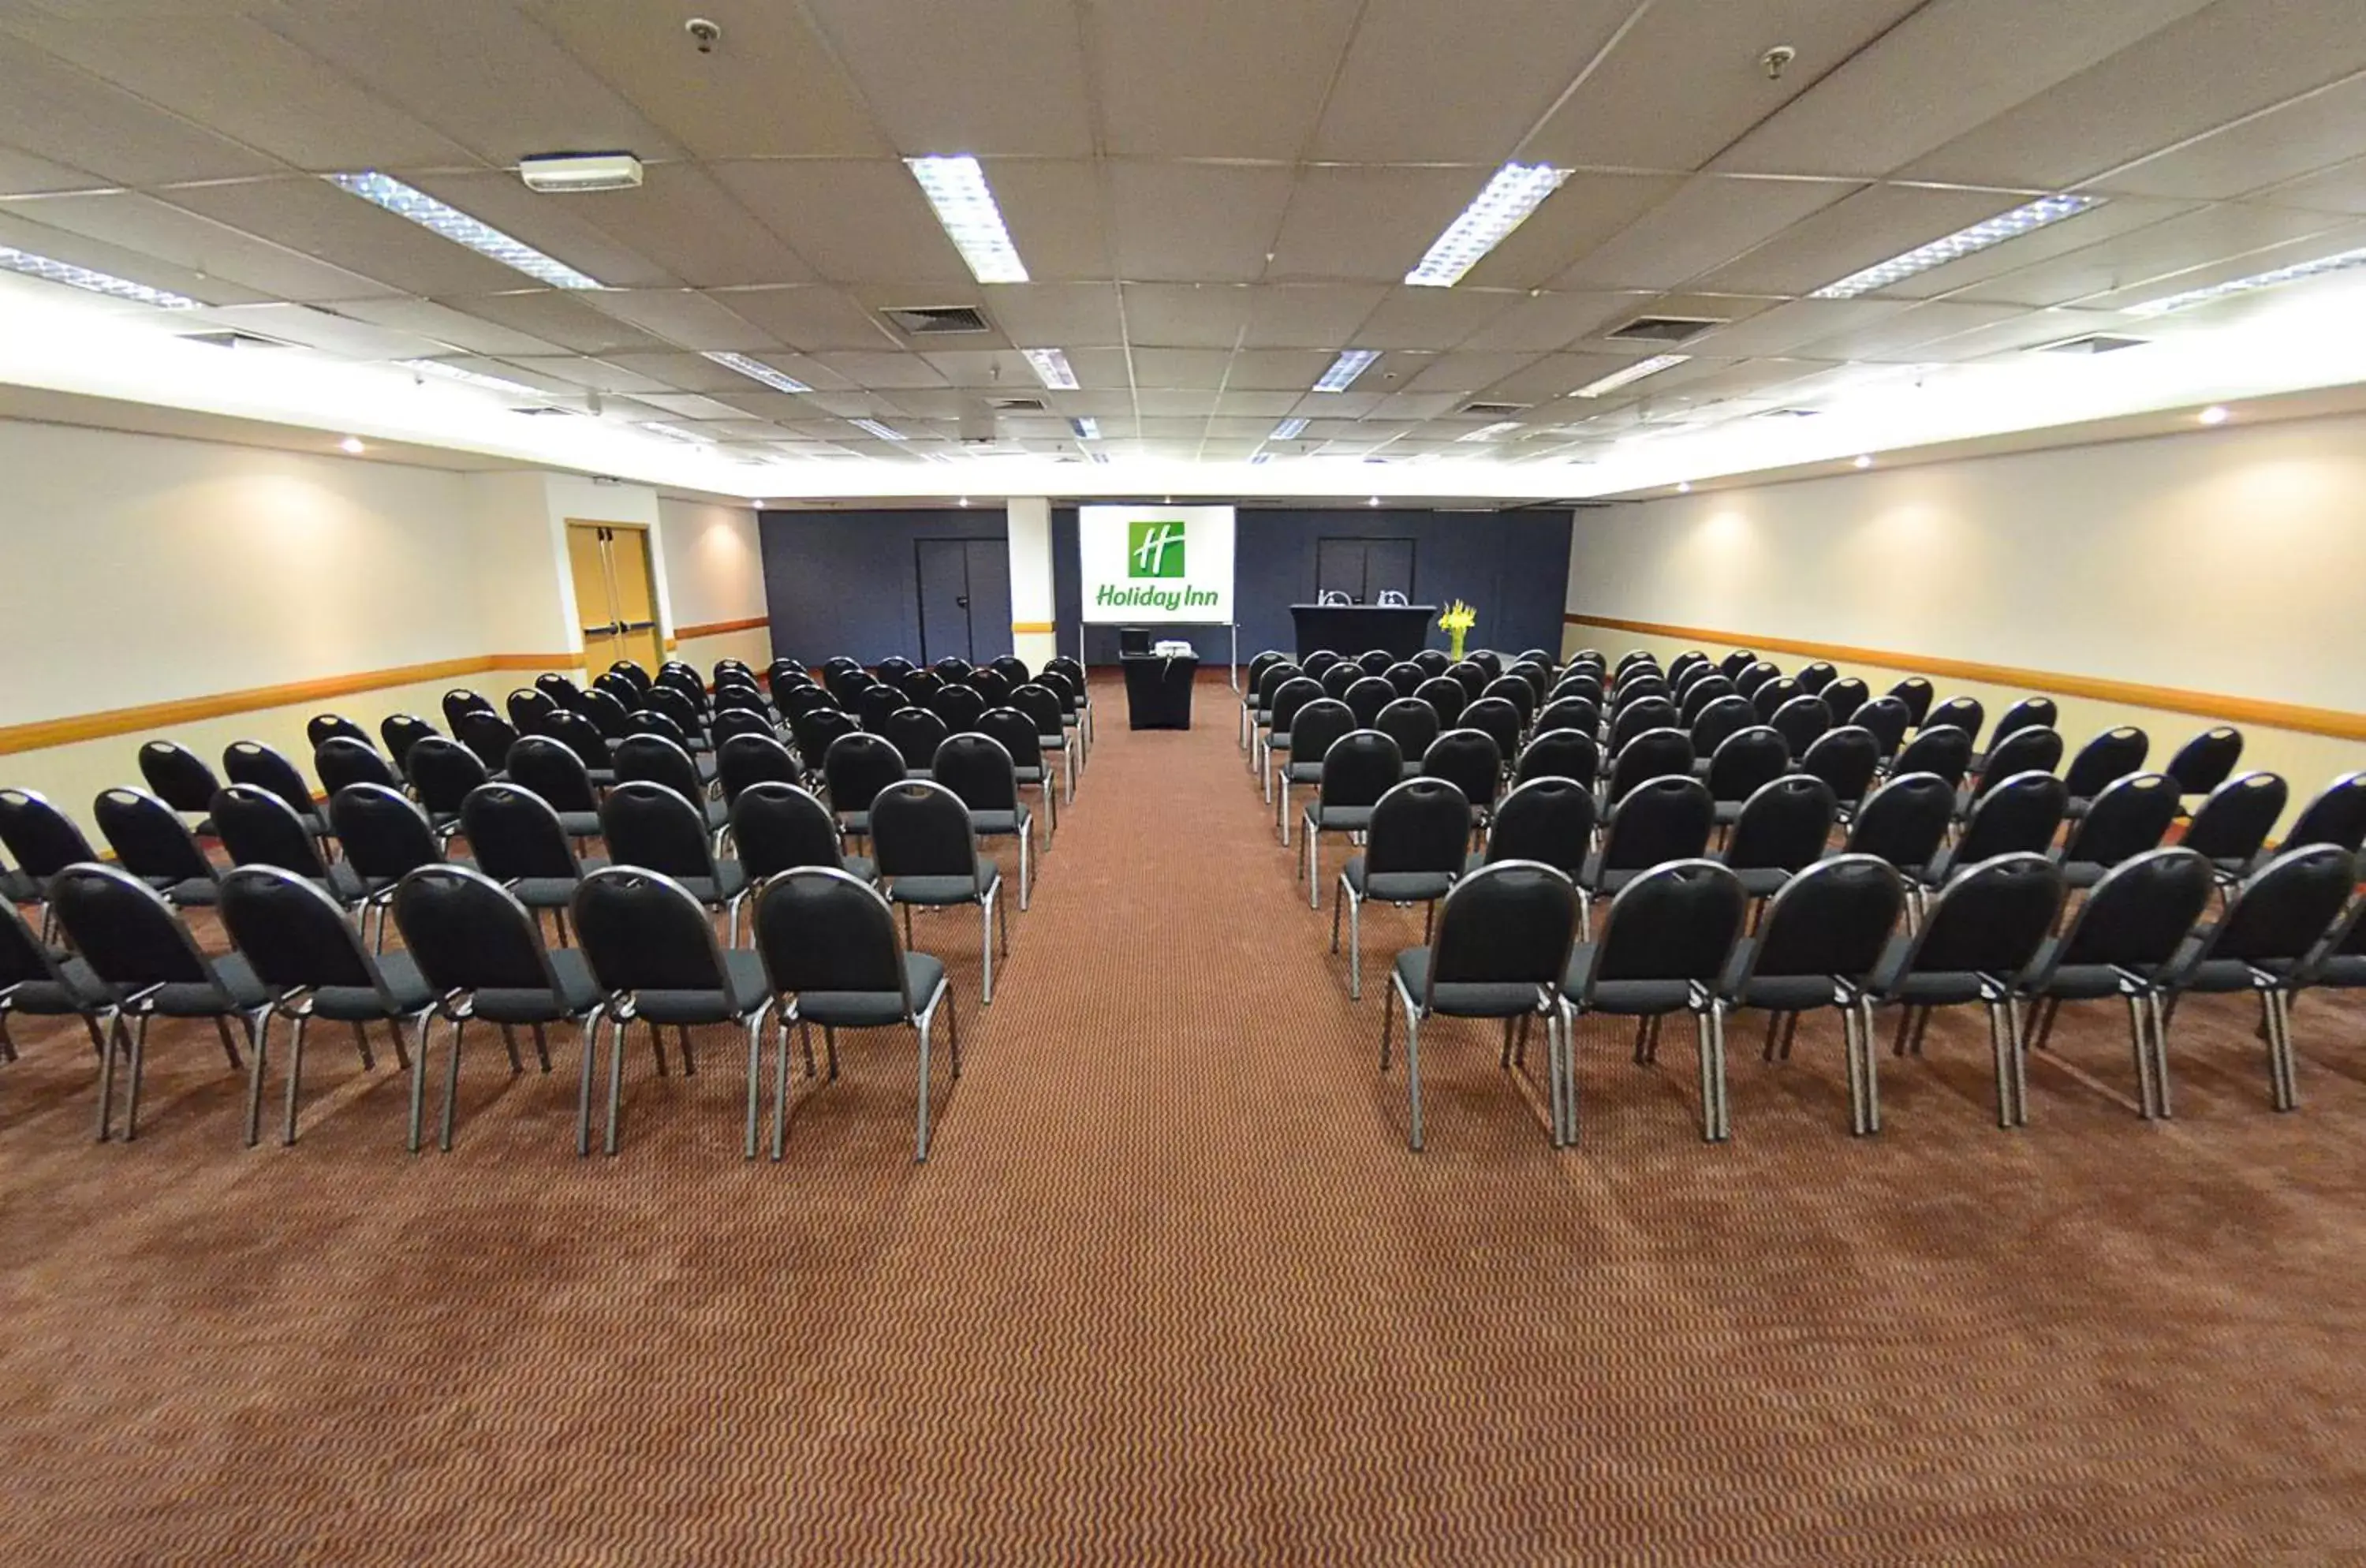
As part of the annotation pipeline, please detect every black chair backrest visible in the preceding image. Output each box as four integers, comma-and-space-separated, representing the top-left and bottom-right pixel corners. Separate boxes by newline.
1743, 854, 1902, 982
48, 863, 215, 988
139, 740, 223, 816
966, 667, 1013, 707
536, 670, 581, 704
598, 782, 718, 881
606, 661, 652, 694
753, 868, 910, 1002
1822, 678, 1868, 724
1677, 674, 1734, 726
1723, 775, 1838, 874
1990, 696, 2057, 748
307, 713, 372, 751
1254, 661, 1301, 710
454, 710, 521, 772
211, 784, 328, 878
544, 709, 614, 771
1345, 677, 1397, 730
933, 734, 1021, 813
1009, 684, 1067, 741
2209, 846, 2357, 966
1616, 674, 1669, 707
1412, 648, 1451, 677
315, 735, 399, 796
223, 741, 316, 819
1374, 697, 1441, 766
1267, 678, 1323, 736
1319, 663, 1360, 702
1689, 694, 1756, 757
405, 736, 488, 816
1244, 651, 1286, 693
853, 685, 910, 732
783, 684, 839, 722
1316, 730, 1404, 811
1383, 662, 1424, 698
644, 684, 706, 738
882, 707, 952, 770
1513, 729, 1599, 789
461, 782, 583, 883
218, 864, 384, 996
1420, 730, 1502, 813
506, 736, 599, 813
2285, 771, 2366, 853
1600, 775, 1715, 872
1853, 696, 1910, 756
95, 787, 214, 886
1424, 861, 1580, 1000
825, 733, 909, 817
1582, 860, 1745, 990
1302, 650, 1343, 679
1845, 772, 1954, 872
0, 899, 63, 989
579, 688, 634, 740
1535, 696, 1599, 737
1043, 657, 1088, 696
1362, 778, 1470, 875
1732, 661, 1778, 697
2060, 772, 2178, 868
1798, 726, 1881, 808
1924, 696, 1984, 746
1898, 852, 2062, 981
1768, 694, 1832, 756
1479, 675, 1534, 723
442, 688, 495, 730
1486, 778, 1595, 876
730, 785, 848, 880
2179, 771, 2287, 864
1286, 700, 1355, 771
1459, 696, 1521, 760
1412, 676, 1467, 727
1889, 724, 1973, 790
710, 707, 776, 750
2057, 726, 2140, 799
2051, 847, 2214, 977
506, 688, 558, 736
1705, 726, 1791, 804
1360, 649, 1397, 678
1036, 667, 1082, 712
0, 788, 98, 879
789, 707, 860, 768
1956, 771, 2067, 864
1714, 648, 1755, 680
1446, 661, 1490, 701
1887, 678, 1934, 726
2165, 726, 2244, 797
1794, 661, 1837, 694
613, 733, 705, 805
328, 783, 442, 882
573, 868, 733, 999
1750, 677, 1801, 722
627, 709, 694, 749
1605, 729, 1695, 805
929, 685, 987, 733
870, 780, 981, 882
394, 864, 565, 997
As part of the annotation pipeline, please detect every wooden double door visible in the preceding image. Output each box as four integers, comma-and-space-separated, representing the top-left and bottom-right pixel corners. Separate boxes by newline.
567, 521, 665, 679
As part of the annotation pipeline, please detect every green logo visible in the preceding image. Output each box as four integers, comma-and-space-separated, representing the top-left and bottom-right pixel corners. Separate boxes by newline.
1128, 520, 1186, 578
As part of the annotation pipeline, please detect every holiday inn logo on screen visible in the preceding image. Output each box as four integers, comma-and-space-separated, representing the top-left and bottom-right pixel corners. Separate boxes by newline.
1128, 519, 1187, 578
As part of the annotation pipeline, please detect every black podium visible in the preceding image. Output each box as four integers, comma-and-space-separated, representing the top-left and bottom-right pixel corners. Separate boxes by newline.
1289, 603, 1435, 661
1121, 653, 1197, 729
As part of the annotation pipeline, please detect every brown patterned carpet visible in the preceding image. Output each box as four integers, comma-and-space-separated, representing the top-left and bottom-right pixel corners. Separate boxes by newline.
3, 674, 2365, 1563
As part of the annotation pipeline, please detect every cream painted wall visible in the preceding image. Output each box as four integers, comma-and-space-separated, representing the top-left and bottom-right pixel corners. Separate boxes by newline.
1005, 497, 1056, 671
1562, 413, 2366, 831
655, 495, 769, 678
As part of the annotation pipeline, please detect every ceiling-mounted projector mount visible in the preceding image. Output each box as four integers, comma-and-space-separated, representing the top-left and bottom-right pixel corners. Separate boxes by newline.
518, 151, 645, 192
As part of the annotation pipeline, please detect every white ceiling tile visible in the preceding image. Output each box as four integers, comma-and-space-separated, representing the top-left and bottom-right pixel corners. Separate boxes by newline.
179, 301, 448, 358
1681, 299, 1913, 357
437, 291, 675, 354
709, 160, 970, 286
1940, 201, 2353, 307
633, 391, 756, 418
2072, 215, 2366, 311
1551, 174, 1861, 289
1788, 300, 2033, 359
920, 349, 1048, 389
0, 205, 271, 304
0, 146, 106, 196
1872, 196, 2200, 301
488, 357, 666, 394
1267, 167, 1489, 283
708, 286, 900, 349
804, 0, 1092, 156
812, 351, 951, 390
1370, 392, 1471, 420
0, 40, 282, 186
1120, 282, 1254, 347
1241, 284, 1388, 349
2254, 154, 2366, 216
165, 177, 547, 296
1106, 163, 1293, 283
402, 172, 685, 289
2090, 75, 2366, 202
1223, 350, 1338, 390
1214, 390, 1304, 416
1288, 391, 1385, 418
1394, 352, 1543, 394
1864, 307, 2131, 363
581, 289, 782, 351
1351, 287, 1521, 350
1129, 349, 1233, 389
1092, 0, 1362, 160
979, 282, 1124, 347
497, 166, 818, 290
1465, 353, 1640, 401
327, 298, 568, 357
1689, 184, 2038, 297
980, 159, 1108, 282
0, 192, 395, 302
1459, 173, 1689, 291
1453, 292, 1634, 353
1136, 392, 1219, 417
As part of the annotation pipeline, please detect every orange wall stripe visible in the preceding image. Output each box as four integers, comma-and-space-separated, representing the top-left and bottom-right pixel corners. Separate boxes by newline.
0, 652, 579, 756
1564, 612, 2366, 741
674, 615, 771, 641
1010, 621, 1057, 635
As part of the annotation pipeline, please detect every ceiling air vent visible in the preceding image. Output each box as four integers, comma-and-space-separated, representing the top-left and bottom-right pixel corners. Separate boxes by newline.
513, 405, 585, 416
881, 304, 991, 335
1461, 401, 1524, 416
1754, 406, 1821, 419
989, 395, 1046, 412
2036, 334, 2148, 355
178, 330, 291, 349
1606, 315, 1724, 344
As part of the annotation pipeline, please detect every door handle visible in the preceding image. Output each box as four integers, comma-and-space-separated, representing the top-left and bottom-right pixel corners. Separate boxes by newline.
955, 595, 970, 608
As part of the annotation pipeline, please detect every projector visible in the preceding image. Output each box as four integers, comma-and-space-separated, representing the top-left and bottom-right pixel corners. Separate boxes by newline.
519, 152, 644, 193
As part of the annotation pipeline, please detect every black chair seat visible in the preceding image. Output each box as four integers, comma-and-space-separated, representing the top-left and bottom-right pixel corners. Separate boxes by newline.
904, 769, 934, 782
0, 869, 38, 904
147, 952, 273, 1016
839, 811, 871, 836
1393, 950, 1543, 1018
972, 808, 1029, 836
1342, 858, 1454, 903
2315, 954, 2366, 987
2022, 942, 2142, 1001
1305, 805, 1375, 833
1401, 761, 1424, 780
1285, 761, 1323, 783
7, 954, 109, 1014
142, 875, 222, 907
586, 768, 618, 789
2059, 859, 2118, 890
1867, 934, 1992, 1006
556, 810, 603, 838
1717, 939, 1840, 1012
632, 949, 771, 1024
308, 950, 436, 1021
1712, 800, 1748, 827
503, 858, 606, 909
887, 868, 999, 906
1012, 766, 1043, 785
1724, 865, 1793, 899
1037, 732, 1068, 752
472, 948, 603, 1024
842, 855, 879, 883
792, 954, 946, 1029
675, 863, 749, 906
312, 861, 371, 905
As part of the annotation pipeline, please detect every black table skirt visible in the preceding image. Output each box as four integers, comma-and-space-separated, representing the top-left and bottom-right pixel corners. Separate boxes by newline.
1121, 655, 1197, 729
1289, 604, 1435, 661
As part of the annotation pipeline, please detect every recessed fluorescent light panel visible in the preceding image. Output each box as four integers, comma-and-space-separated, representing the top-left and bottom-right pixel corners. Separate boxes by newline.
852, 419, 906, 442
1405, 162, 1571, 288
1572, 354, 1689, 398
1811, 194, 2101, 299
1248, 452, 1272, 465
1069, 416, 1100, 439
2125, 243, 2366, 316
1022, 347, 1079, 390
905, 155, 1029, 284
0, 246, 199, 308
1456, 421, 1521, 442
640, 421, 713, 446
1313, 349, 1381, 393
326, 171, 603, 289
701, 351, 811, 394
397, 358, 539, 397
1271, 418, 1309, 439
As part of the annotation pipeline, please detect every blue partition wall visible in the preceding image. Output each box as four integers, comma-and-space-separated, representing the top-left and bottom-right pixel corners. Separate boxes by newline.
757, 508, 1012, 666
1054, 506, 1575, 665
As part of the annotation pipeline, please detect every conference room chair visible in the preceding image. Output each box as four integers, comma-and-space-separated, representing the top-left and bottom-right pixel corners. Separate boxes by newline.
1552, 672, 1604, 708
2058, 726, 2145, 817
1686, 693, 1754, 763
1030, 666, 1088, 776
2179, 772, 2289, 884
1478, 676, 1535, 731
895, 667, 942, 703
1420, 729, 1502, 835
1822, 678, 1870, 725
1412, 649, 1452, 678
1586, 775, 1716, 927
1610, 696, 1681, 755
2018, 846, 2215, 1120
1867, 852, 2064, 1128
403, 736, 488, 844
823, 732, 908, 846
1961, 726, 2066, 816
1445, 661, 1491, 704
1466, 650, 1505, 682
453, 711, 524, 777
1345, 676, 1396, 731
1795, 661, 1838, 695
1839, 773, 1957, 888
782, 684, 840, 726
95, 788, 219, 909
2280, 771, 2366, 856
375, 716, 438, 778
1796, 726, 1882, 820
709, 707, 778, 753
1301, 731, 1404, 909
1768, 694, 1833, 757
1513, 729, 1599, 792
1257, 678, 1324, 804
1618, 649, 1660, 678
0, 896, 109, 1059
211, 785, 368, 914
1476, 777, 1595, 884
535, 670, 580, 707
1274, 699, 1353, 846
1240, 652, 1287, 747
731, 782, 875, 885
1976, 696, 2058, 767
2158, 844, 2354, 1115
567, 866, 771, 1159
2055, 773, 2180, 890
1536, 696, 1599, 739
306, 714, 374, 752
1677, 676, 1737, 730
716, 732, 801, 811
714, 685, 770, 724
1354, 649, 1394, 678
1375, 697, 1442, 782
579, 687, 635, 743
506, 688, 559, 737
598, 782, 749, 945
604, 660, 654, 698
1317, 662, 1359, 704
1043, 657, 1095, 750
1602, 729, 1695, 808
1887, 678, 1935, 727
49, 863, 266, 1142
871, 656, 914, 688
1411, 675, 1467, 728
879, 707, 949, 784
327, 782, 447, 949
592, 671, 643, 712
1853, 696, 1912, 760
216, 864, 427, 1148
1924, 696, 1985, 747
1733, 662, 1780, 701
504, 737, 603, 841
789, 707, 860, 777
1332, 778, 1468, 1000
657, 662, 707, 704
1704, 726, 1792, 831
1382, 860, 1579, 1151
871, 779, 1008, 1006
138, 740, 224, 835
1750, 677, 1801, 723
460, 782, 598, 939
933, 734, 1036, 910
1615, 675, 1671, 712
224, 741, 330, 844
2165, 726, 2245, 801
1301, 651, 1342, 683
0, 789, 99, 934
644, 685, 712, 753
315, 734, 401, 797
1458, 697, 1523, 771
614, 734, 727, 837
987, 653, 1030, 689
1919, 772, 2068, 906
1888, 724, 1973, 792
928, 684, 987, 737
1666, 651, 1709, 688
627, 707, 697, 756
2297, 891, 2366, 1009
1383, 662, 1425, 700
1719, 854, 1904, 1137
441, 688, 496, 731
752, 866, 961, 1163
1566, 859, 1749, 1144
769, 658, 811, 689
541, 711, 617, 788
1006, 685, 1077, 807
1716, 650, 1758, 681
962, 669, 1009, 709
1717, 775, 1839, 903
852, 684, 909, 734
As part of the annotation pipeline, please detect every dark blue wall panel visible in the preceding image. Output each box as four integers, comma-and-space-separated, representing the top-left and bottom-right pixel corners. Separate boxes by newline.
758, 509, 1010, 666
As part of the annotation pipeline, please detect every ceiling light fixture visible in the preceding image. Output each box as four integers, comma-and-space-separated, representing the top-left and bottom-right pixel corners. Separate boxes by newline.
517, 151, 644, 193
1455, 421, 1521, 442
1069, 416, 1100, 440
1404, 162, 1572, 288
1313, 348, 1382, 392
2126, 243, 2366, 316
905, 155, 1030, 284
1853, 454, 1874, 469
2198, 404, 2230, 425
1676, 481, 1692, 494
958, 496, 972, 507
701, 350, 810, 394
852, 419, 906, 442
1810, 193, 2102, 299
1572, 354, 1689, 398
338, 436, 365, 454
1366, 495, 1381, 507
1248, 452, 1271, 465
1271, 417, 1309, 439
0, 246, 200, 308
639, 421, 713, 446
397, 357, 539, 397
1021, 347, 1079, 390
326, 171, 603, 289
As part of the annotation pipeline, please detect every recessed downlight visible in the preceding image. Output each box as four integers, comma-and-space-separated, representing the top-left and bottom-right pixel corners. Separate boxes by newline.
339, 436, 365, 454
1852, 454, 1873, 469
2199, 404, 2230, 425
